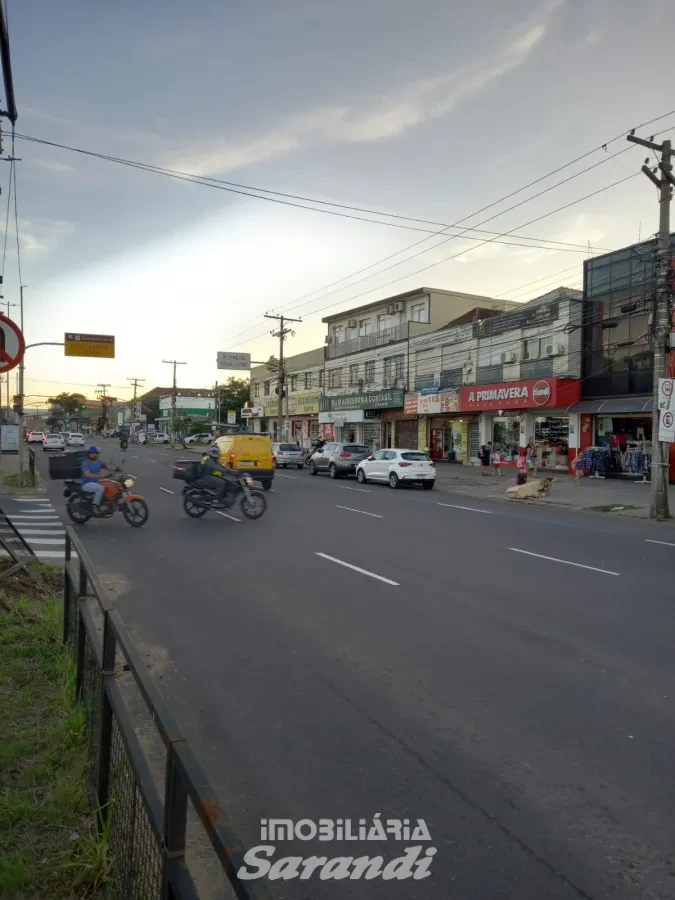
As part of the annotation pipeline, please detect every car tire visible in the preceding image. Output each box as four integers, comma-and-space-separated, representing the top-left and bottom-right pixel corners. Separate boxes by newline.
356, 468, 367, 484
422, 481, 434, 491
329, 464, 339, 479
388, 472, 399, 489
297, 465, 303, 470
309, 461, 317, 476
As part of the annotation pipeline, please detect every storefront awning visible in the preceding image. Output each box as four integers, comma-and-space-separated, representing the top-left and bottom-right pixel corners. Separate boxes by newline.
567, 397, 653, 414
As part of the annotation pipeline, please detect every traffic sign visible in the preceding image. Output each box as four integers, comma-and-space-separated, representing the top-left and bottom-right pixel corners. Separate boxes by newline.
240, 408, 253, 419
659, 409, 675, 442
658, 378, 675, 410
64, 333, 115, 358
0, 314, 25, 374
217, 351, 250, 371
227, 410, 236, 425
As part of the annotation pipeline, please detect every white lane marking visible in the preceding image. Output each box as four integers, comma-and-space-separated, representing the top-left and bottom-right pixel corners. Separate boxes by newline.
645, 539, 675, 547
438, 503, 493, 514
148, 459, 157, 464
16, 499, 52, 503
216, 511, 240, 522
159, 487, 175, 495
275, 473, 297, 479
335, 505, 383, 519
509, 548, 620, 576
9, 516, 60, 522
269, 489, 276, 493
340, 485, 371, 494
24, 538, 66, 545
315, 552, 399, 586
160, 452, 168, 456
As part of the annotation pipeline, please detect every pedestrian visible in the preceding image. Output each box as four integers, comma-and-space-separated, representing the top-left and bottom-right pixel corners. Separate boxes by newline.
480, 442, 492, 475
516, 448, 528, 485
573, 451, 584, 485
527, 439, 537, 475
491, 446, 502, 476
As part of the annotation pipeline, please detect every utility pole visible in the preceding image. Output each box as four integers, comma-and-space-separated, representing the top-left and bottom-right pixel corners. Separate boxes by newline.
627, 132, 674, 520
214, 381, 221, 428
1, 299, 17, 423
264, 313, 302, 441
127, 376, 145, 428
162, 359, 186, 448
96, 383, 111, 435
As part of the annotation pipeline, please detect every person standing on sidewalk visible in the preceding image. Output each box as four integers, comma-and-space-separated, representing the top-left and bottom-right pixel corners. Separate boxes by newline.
573, 451, 584, 485
479, 442, 492, 476
491, 446, 502, 476
516, 448, 528, 485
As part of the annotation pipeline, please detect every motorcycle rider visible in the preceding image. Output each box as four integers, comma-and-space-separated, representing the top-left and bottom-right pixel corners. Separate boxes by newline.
199, 445, 236, 507
81, 446, 114, 507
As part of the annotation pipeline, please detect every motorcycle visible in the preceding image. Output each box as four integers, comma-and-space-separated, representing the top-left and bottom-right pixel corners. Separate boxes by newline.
120, 437, 129, 451
64, 469, 149, 527
180, 471, 267, 520
304, 439, 325, 468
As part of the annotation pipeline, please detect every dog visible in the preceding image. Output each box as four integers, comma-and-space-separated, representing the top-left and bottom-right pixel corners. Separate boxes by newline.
507, 476, 555, 500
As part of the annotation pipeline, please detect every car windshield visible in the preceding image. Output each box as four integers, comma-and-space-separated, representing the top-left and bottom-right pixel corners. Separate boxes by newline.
401, 452, 429, 461
70, 434, 83, 439
279, 444, 300, 451
342, 445, 369, 454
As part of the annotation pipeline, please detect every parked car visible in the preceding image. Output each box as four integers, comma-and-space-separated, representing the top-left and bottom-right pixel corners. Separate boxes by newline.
357, 448, 436, 489
27, 431, 45, 444
43, 433, 66, 451
272, 442, 305, 469
184, 432, 214, 444
308, 443, 370, 478
66, 432, 85, 447
153, 432, 171, 444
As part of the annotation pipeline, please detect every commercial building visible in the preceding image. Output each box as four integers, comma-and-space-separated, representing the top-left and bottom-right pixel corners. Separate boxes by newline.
406, 288, 583, 467
157, 394, 215, 434
321, 286, 512, 446
573, 234, 675, 479
250, 347, 324, 443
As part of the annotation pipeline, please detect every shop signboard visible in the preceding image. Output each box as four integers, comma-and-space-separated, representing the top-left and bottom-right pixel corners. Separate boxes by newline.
440, 390, 459, 413
404, 389, 459, 415
459, 377, 578, 412
288, 391, 322, 415
418, 394, 441, 415
404, 392, 419, 415
320, 388, 404, 412
472, 300, 559, 338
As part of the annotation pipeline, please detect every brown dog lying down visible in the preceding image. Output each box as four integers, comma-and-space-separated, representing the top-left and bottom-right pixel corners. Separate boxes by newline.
507, 476, 555, 500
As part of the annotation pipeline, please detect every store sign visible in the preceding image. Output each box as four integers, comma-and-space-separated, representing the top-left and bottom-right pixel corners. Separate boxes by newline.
419, 394, 441, 415
287, 391, 322, 415
404, 389, 459, 415
472, 300, 559, 338
659, 409, 675, 442
460, 379, 559, 411
404, 393, 419, 414
320, 388, 404, 412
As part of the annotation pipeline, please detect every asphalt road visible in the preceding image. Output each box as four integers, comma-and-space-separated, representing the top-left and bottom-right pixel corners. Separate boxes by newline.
35, 442, 675, 900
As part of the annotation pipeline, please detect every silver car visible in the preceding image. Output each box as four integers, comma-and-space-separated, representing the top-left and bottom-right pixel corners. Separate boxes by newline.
272, 442, 305, 469
308, 442, 371, 479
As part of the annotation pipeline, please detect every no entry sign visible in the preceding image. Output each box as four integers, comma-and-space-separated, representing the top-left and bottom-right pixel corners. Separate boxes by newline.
0, 314, 25, 374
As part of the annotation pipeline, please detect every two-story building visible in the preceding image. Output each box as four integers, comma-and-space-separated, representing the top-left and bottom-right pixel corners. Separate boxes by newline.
250, 347, 324, 444
320, 286, 511, 447
406, 287, 583, 468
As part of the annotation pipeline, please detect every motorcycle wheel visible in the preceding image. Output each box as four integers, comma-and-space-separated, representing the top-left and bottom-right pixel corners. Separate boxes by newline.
123, 499, 150, 527
241, 490, 267, 520
67, 495, 92, 525
183, 493, 208, 518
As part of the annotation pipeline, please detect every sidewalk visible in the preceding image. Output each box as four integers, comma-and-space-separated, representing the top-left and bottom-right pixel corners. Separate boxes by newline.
432, 462, 654, 518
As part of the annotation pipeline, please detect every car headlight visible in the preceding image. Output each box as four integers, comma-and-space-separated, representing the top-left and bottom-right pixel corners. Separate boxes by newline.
124, 478, 136, 488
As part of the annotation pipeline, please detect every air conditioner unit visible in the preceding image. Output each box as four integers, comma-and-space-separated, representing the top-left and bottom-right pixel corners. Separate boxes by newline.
544, 344, 555, 357
500, 351, 516, 364
348, 318, 357, 328
386, 304, 395, 315
394, 301, 406, 312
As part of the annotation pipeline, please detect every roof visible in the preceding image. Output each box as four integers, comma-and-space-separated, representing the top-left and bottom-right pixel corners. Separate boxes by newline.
139, 386, 214, 402
321, 286, 496, 323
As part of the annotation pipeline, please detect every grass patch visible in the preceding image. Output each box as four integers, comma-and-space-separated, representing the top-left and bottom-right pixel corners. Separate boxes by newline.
0, 570, 108, 899
1, 472, 38, 489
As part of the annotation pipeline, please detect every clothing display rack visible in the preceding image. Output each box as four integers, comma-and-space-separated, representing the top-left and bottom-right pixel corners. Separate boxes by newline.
581, 446, 611, 478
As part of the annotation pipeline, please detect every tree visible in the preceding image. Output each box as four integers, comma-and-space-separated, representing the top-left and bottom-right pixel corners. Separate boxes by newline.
216, 378, 250, 421
48, 392, 88, 415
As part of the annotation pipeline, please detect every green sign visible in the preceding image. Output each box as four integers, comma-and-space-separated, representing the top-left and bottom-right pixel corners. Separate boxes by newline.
320, 389, 404, 412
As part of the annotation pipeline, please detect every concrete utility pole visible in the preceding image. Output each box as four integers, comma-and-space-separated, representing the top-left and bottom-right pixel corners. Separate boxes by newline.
627, 132, 674, 520
127, 376, 145, 426
96, 383, 111, 434
162, 359, 186, 449
264, 313, 302, 441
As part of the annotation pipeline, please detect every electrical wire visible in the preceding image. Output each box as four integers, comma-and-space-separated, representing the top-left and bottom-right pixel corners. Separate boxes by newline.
11, 127, 21, 286
1, 154, 13, 281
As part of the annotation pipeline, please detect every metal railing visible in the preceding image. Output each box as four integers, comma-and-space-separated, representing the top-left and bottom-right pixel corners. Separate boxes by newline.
63, 527, 266, 900
325, 322, 410, 359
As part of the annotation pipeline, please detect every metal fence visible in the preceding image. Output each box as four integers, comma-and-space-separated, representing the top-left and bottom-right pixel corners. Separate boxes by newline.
63, 527, 265, 900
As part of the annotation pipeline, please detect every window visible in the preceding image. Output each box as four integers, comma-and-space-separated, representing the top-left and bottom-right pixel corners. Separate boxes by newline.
290, 374, 298, 392
328, 368, 342, 389
372, 450, 386, 461
377, 314, 388, 332
304, 372, 312, 390
349, 364, 360, 386
523, 334, 555, 360
409, 303, 426, 323
263, 380, 270, 395
401, 451, 429, 461
332, 325, 344, 344
384, 355, 404, 382
358, 318, 371, 336
254, 382, 260, 398
364, 360, 375, 384
318, 369, 325, 387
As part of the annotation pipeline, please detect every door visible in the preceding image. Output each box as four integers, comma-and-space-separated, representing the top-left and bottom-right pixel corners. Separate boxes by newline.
380, 449, 397, 480
317, 443, 335, 470
365, 449, 387, 480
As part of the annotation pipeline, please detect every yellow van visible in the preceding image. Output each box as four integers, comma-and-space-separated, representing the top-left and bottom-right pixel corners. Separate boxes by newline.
214, 433, 274, 490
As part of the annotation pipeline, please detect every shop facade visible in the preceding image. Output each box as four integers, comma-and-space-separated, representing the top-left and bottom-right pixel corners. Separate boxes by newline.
401, 389, 477, 461
459, 377, 581, 470
286, 391, 322, 446
319, 389, 404, 449
567, 398, 654, 478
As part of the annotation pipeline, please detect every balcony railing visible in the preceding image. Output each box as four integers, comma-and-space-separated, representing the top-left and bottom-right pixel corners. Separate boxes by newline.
325, 323, 410, 359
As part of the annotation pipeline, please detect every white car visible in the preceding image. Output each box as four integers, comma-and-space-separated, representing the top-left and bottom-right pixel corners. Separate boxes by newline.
66, 432, 85, 447
153, 432, 170, 444
27, 431, 45, 444
43, 433, 66, 451
356, 448, 436, 489
185, 432, 214, 444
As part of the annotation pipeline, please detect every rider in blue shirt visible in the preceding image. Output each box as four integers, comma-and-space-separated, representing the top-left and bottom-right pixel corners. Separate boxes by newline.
81, 446, 112, 506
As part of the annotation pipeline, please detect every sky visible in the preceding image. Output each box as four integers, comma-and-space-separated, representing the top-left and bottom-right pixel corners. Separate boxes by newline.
2, 0, 674, 404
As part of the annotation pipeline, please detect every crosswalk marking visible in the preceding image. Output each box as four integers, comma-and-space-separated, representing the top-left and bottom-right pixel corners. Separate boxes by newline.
2, 501, 69, 563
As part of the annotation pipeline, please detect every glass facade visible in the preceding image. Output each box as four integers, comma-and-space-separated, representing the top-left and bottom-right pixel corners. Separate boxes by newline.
582, 234, 675, 398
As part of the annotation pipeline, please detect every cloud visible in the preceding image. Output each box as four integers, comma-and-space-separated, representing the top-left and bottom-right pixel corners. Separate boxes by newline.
31, 157, 76, 176
9, 217, 75, 257
164, 2, 560, 176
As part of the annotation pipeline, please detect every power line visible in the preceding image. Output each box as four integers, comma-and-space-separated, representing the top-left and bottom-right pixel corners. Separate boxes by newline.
11, 127, 21, 285
1, 153, 12, 280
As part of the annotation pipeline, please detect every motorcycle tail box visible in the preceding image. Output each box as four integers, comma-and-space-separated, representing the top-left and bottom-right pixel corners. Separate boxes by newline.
173, 460, 201, 482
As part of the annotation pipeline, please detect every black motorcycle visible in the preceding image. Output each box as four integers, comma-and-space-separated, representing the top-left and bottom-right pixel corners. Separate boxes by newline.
173, 461, 266, 520
120, 437, 129, 451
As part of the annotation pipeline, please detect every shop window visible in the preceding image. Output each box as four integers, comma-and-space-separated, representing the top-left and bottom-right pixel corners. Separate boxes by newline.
492, 417, 520, 462
534, 416, 569, 469
364, 360, 375, 384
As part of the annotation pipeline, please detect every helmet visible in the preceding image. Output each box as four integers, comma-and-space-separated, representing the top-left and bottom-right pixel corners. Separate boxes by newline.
87, 446, 100, 455
206, 445, 220, 459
